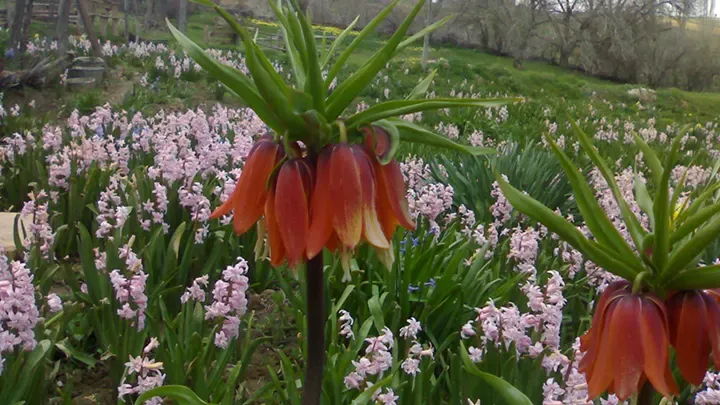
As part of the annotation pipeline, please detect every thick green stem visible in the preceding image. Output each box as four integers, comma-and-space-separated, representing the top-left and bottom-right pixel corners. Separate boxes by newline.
302, 255, 324, 405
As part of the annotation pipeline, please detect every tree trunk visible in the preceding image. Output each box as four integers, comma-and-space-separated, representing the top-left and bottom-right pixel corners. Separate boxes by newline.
421, 0, 432, 68
9, 0, 27, 51
132, 0, 140, 42
177, 0, 186, 33
19, 0, 34, 53
76, 0, 103, 57
55, 0, 72, 53
143, 0, 153, 29
124, 0, 130, 42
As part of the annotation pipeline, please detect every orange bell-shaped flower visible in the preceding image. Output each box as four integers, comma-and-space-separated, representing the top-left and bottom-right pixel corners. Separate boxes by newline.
271, 158, 315, 268
665, 289, 720, 386
306, 143, 390, 259
579, 281, 678, 400
209, 135, 284, 235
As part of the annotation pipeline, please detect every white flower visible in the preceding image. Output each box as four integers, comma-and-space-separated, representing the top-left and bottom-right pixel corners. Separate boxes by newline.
399, 317, 422, 340
468, 346, 483, 362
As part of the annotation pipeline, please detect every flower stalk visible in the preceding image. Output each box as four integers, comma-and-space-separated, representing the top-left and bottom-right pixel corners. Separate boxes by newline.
303, 254, 325, 405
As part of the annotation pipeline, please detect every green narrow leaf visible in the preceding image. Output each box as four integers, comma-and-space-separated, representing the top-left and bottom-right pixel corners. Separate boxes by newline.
56, 339, 97, 367
542, 133, 644, 273
667, 264, 720, 289
634, 174, 655, 230
325, 0, 402, 85
347, 98, 515, 128
166, 20, 283, 132
325, 0, 428, 120
666, 214, 720, 274
675, 182, 720, 226
10, 340, 52, 404
395, 14, 456, 53
654, 135, 683, 272
350, 373, 393, 405
671, 199, 720, 244
77, 223, 101, 305
368, 295, 385, 330
494, 172, 638, 280
321, 15, 359, 68
134, 386, 211, 405
459, 342, 533, 405
267, 0, 306, 88
406, 69, 437, 100
13, 214, 24, 255
330, 285, 356, 317
297, 10, 326, 114
633, 132, 663, 186
569, 120, 646, 252
388, 118, 495, 156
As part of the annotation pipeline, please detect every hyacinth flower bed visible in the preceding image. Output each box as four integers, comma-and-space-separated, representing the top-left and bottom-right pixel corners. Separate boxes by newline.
2, 1, 720, 405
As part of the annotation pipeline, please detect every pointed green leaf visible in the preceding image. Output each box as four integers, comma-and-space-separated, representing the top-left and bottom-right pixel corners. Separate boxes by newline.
198, 3, 306, 132
325, 0, 428, 120
666, 214, 720, 274
325, 0, 402, 85
298, 11, 326, 114
346, 98, 515, 128
675, 181, 720, 226
633, 133, 663, 186
388, 118, 495, 156
267, 0, 306, 87
396, 14, 456, 53
321, 15, 359, 67
406, 69, 437, 100
494, 172, 638, 280
542, 133, 644, 273
570, 119, 646, 251
654, 135, 683, 272
460, 342, 533, 405
672, 199, 720, 244
667, 264, 720, 289
166, 20, 283, 132
634, 173, 655, 230
134, 386, 211, 405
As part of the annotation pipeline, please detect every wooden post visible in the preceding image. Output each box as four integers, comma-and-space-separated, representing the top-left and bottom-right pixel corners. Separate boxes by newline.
55, 0, 72, 53
100, 14, 107, 36
76, 0, 102, 57
112, 11, 119, 36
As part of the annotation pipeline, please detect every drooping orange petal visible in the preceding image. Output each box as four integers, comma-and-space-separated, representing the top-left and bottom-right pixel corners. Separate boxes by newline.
329, 144, 363, 248
354, 147, 389, 249
211, 136, 275, 219
307, 148, 333, 259
609, 296, 644, 400
580, 282, 628, 374
703, 293, 720, 369
275, 159, 311, 267
264, 186, 286, 267
673, 291, 711, 385
217, 140, 282, 236
376, 159, 415, 231
639, 297, 678, 398
587, 299, 619, 399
